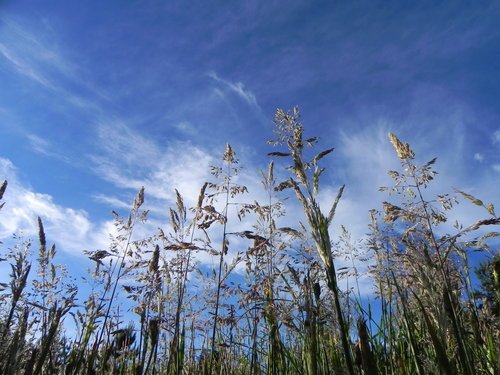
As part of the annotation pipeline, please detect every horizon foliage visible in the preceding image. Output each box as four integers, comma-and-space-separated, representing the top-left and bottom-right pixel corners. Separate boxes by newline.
0, 108, 499, 374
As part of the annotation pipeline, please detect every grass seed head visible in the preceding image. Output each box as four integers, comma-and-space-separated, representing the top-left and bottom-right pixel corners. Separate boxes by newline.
388, 132, 415, 160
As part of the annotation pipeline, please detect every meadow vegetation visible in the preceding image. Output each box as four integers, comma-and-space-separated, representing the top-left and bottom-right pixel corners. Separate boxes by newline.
0, 108, 499, 374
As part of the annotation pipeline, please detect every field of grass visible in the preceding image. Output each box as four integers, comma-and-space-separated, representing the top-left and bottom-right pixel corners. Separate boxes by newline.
0, 108, 498, 374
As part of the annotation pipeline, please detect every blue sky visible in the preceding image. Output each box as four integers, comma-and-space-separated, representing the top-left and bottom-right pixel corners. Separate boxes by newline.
0, 1, 499, 288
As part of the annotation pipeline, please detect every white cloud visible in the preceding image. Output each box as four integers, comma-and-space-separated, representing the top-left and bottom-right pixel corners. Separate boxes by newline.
339, 122, 399, 190
330, 118, 499, 242
492, 130, 500, 144
324, 122, 401, 241
91, 121, 214, 207
0, 158, 115, 255
173, 121, 197, 136
27, 134, 51, 153
0, 17, 78, 91
0, 42, 56, 90
92, 194, 131, 209
493, 164, 500, 173
0, 18, 107, 113
207, 71, 260, 110
474, 152, 484, 162
26, 133, 71, 163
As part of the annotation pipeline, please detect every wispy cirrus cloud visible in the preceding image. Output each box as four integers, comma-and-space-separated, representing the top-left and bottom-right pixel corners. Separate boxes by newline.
0, 17, 108, 113
493, 130, 500, 144
26, 133, 72, 163
92, 194, 131, 210
0, 42, 57, 90
0, 17, 77, 89
172, 121, 197, 136
207, 71, 261, 111
90, 121, 214, 208
483, 129, 500, 173
334, 115, 499, 241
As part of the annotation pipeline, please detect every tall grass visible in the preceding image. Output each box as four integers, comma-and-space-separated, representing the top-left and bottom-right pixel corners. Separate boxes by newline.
0, 108, 498, 374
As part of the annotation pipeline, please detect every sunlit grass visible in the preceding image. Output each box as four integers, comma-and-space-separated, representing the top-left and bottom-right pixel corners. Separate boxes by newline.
0, 108, 498, 374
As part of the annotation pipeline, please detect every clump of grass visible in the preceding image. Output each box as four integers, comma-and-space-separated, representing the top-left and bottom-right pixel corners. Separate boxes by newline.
269, 107, 355, 374
0, 111, 498, 374
0, 183, 77, 375
369, 132, 499, 374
